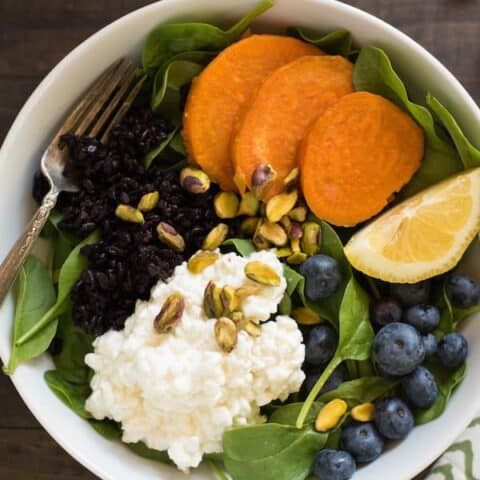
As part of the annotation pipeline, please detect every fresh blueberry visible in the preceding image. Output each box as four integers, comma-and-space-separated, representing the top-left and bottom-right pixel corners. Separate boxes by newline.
437, 333, 468, 368
303, 365, 347, 397
305, 324, 338, 366
299, 255, 342, 301
371, 298, 403, 328
389, 281, 430, 307
446, 274, 480, 309
422, 333, 438, 359
374, 397, 414, 440
313, 449, 356, 480
373, 322, 425, 376
402, 366, 438, 408
404, 304, 440, 334
340, 422, 384, 463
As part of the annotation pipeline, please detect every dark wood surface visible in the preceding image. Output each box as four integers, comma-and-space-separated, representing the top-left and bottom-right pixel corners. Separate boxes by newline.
0, 1, 479, 478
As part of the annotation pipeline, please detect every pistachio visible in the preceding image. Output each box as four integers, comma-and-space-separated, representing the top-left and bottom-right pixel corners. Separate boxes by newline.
236, 285, 262, 299
245, 261, 281, 287
276, 247, 293, 258
283, 167, 299, 191
203, 281, 224, 318
214, 192, 240, 219
292, 307, 322, 325
289, 206, 308, 223
230, 310, 245, 324
240, 217, 259, 236
238, 192, 260, 216
214, 317, 238, 353
301, 222, 322, 256
280, 215, 292, 232
137, 191, 159, 212
289, 222, 303, 241
315, 399, 348, 433
291, 238, 301, 253
287, 252, 308, 265
252, 164, 277, 200
266, 189, 298, 223
153, 293, 185, 334
156, 222, 185, 252
115, 204, 144, 224
187, 251, 219, 274
258, 222, 288, 247
221, 286, 240, 315
245, 321, 262, 337
252, 220, 271, 250
180, 167, 211, 194
351, 403, 376, 423
202, 223, 229, 250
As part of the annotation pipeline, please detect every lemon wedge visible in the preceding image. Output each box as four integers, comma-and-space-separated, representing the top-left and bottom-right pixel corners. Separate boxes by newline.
344, 167, 480, 283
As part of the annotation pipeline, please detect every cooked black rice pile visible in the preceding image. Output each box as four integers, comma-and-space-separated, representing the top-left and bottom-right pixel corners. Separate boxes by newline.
33, 107, 221, 335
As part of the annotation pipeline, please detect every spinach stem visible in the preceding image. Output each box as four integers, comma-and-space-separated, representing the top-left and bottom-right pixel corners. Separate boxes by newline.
296, 357, 341, 429
207, 459, 229, 480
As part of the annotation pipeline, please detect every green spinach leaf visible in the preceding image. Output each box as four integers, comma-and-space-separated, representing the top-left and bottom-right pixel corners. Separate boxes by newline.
269, 402, 322, 426
222, 238, 256, 257
144, 126, 180, 168
127, 442, 172, 464
286, 27, 353, 56
5, 256, 57, 374
169, 131, 187, 156
89, 419, 122, 440
353, 46, 462, 198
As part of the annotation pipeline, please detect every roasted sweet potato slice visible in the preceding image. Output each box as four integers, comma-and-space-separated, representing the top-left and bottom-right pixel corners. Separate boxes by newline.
232, 55, 354, 199
183, 35, 322, 191
300, 92, 425, 226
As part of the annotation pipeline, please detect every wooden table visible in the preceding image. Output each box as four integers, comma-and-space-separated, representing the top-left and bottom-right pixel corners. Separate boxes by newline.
0, 1, 479, 478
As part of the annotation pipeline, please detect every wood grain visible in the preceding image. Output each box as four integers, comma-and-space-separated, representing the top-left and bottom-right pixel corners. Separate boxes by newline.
0, 1, 479, 478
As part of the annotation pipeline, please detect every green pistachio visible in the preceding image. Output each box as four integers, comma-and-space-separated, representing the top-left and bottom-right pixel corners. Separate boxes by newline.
156, 222, 185, 252
137, 191, 159, 212
214, 192, 240, 219
180, 167, 211, 194
115, 204, 144, 224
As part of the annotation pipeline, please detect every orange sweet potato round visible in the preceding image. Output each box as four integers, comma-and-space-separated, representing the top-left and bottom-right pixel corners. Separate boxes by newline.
183, 35, 323, 192
232, 55, 354, 199
300, 91, 425, 226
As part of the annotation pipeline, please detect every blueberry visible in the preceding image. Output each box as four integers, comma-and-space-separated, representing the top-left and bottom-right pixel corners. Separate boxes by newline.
437, 333, 468, 368
313, 449, 356, 480
402, 366, 438, 408
340, 422, 384, 463
371, 298, 403, 328
373, 322, 425, 376
404, 304, 440, 334
299, 255, 342, 301
389, 281, 430, 307
374, 397, 414, 440
422, 333, 438, 359
446, 274, 480, 309
305, 324, 338, 366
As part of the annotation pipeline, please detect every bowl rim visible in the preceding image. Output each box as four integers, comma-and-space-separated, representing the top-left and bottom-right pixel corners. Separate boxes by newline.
1, 1, 480, 479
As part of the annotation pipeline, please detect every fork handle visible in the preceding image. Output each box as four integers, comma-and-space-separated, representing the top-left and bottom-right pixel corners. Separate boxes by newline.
0, 189, 59, 305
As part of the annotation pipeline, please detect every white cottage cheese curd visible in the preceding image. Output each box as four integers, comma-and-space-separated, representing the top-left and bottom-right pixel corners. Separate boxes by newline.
85, 250, 305, 471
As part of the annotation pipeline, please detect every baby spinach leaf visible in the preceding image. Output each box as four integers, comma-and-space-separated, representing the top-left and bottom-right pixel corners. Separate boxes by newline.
269, 402, 322, 427
142, 0, 273, 71
223, 423, 327, 480
127, 442, 172, 464
16, 231, 100, 346
286, 27, 353, 56
89, 419, 122, 440
283, 264, 304, 296
318, 376, 398, 408
415, 359, 466, 425
427, 94, 480, 169
144, 126, 180, 168
296, 278, 374, 428
278, 292, 292, 315
5, 256, 57, 374
169, 131, 187, 156
222, 238, 256, 257
354, 46, 462, 198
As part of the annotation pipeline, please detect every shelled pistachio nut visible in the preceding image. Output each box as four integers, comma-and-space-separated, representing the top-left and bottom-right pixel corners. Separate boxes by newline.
315, 399, 348, 433
115, 204, 145, 224
230, 310, 245, 324
238, 192, 260, 216
153, 293, 185, 334
245, 321, 262, 337
240, 217, 259, 236
288, 222, 303, 241
351, 403, 375, 422
289, 206, 307, 223
301, 222, 322, 256
292, 307, 322, 325
276, 247, 293, 258
214, 317, 238, 353
291, 238, 301, 254
180, 167, 211, 194
245, 261, 281, 287
280, 215, 292, 232
252, 164, 276, 200
236, 285, 262, 299
137, 191, 159, 212
283, 167, 299, 191
214, 192, 240, 219
266, 189, 298, 223
258, 222, 288, 247
287, 252, 308, 265
203, 281, 224, 318
156, 222, 185, 252
187, 251, 219, 274
221, 286, 240, 315
202, 223, 229, 250
253, 220, 271, 250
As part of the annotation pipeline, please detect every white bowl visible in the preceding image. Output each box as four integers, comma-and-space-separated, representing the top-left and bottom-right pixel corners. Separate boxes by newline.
1, 0, 480, 479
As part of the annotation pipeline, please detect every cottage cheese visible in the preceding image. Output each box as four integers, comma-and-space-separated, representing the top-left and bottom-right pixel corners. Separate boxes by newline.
85, 250, 305, 471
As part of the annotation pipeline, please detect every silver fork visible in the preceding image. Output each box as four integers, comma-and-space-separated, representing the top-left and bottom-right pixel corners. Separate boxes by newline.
0, 58, 146, 305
